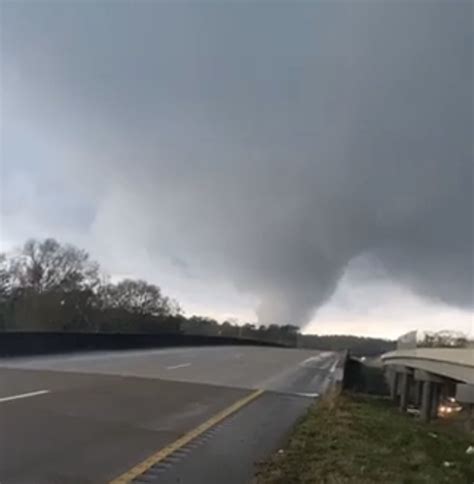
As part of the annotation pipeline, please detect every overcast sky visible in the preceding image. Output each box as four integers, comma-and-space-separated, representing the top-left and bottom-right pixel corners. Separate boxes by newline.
1, 1, 472, 339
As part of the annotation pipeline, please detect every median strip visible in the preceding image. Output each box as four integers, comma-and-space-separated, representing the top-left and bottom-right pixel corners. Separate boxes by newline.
109, 388, 264, 484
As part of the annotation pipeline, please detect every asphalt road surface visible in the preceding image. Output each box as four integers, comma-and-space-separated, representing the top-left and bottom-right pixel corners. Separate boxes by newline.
0, 346, 340, 484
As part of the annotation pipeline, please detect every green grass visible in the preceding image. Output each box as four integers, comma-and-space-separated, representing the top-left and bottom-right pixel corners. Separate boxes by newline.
254, 393, 474, 484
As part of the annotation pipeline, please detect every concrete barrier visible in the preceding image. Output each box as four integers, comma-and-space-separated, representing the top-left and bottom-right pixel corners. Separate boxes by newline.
343, 356, 390, 396
0, 331, 283, 357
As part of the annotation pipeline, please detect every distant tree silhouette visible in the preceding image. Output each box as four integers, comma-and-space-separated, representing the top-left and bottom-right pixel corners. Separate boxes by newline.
0, 237, 402, 353
9, 238, 99, 293
299, 334, 395, 356
419, 330, 468, 348
0, 253, 11, 300
97, 279, 173, 317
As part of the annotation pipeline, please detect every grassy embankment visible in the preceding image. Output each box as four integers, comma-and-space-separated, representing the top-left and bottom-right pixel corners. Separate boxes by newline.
254, 393, 474, 484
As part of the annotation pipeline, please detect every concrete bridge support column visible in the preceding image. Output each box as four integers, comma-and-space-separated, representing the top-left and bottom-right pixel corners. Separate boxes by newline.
413, 380, 423, 407
421, 380, 433, 423
456, 384, 474, 433
400, 371, 413, 412
415, 369, 446, 423
388, 369, 400, 403
430, 383, 441, 420
389, 366, 413, 411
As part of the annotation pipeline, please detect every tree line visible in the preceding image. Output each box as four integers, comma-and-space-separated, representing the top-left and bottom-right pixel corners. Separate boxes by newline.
418, 330, 470, 348
0, 238, 182, 333
298, 334, 396, 357
0, 237, 400, 353
0, 238, 300, 345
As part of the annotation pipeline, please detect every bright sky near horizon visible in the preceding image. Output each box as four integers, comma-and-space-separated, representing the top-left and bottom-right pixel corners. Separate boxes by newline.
1, 1, 472, 339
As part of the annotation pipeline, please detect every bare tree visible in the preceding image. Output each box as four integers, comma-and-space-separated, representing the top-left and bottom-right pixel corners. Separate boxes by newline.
98, 279, 174, 317
9, 238, 100, 293
0, 253, 11, 300
163, 297, 182, 317
420, 330, 468, 348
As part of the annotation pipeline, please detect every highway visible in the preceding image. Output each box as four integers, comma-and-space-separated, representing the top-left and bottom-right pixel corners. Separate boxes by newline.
0, 346, 340, 483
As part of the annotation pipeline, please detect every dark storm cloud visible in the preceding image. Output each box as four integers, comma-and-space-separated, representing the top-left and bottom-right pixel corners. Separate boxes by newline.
2, 1, 472, 325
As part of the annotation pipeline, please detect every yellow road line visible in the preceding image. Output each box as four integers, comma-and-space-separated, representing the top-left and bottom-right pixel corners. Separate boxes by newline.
109, 388, 264, 483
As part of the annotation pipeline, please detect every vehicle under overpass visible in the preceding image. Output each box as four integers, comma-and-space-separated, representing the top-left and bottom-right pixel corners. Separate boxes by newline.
382, 333, 474, 424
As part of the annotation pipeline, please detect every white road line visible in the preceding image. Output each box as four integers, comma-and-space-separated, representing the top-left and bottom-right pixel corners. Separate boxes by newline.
300, 353, 333, 367
329, 359, 339, 373
166, 363, 191, 370
0, 389, 50, 403
300, 356, 323, 367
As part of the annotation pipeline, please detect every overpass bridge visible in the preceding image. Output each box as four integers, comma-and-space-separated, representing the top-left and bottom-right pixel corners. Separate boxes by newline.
382, 335, 474, 423
0, 345, 342, 483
